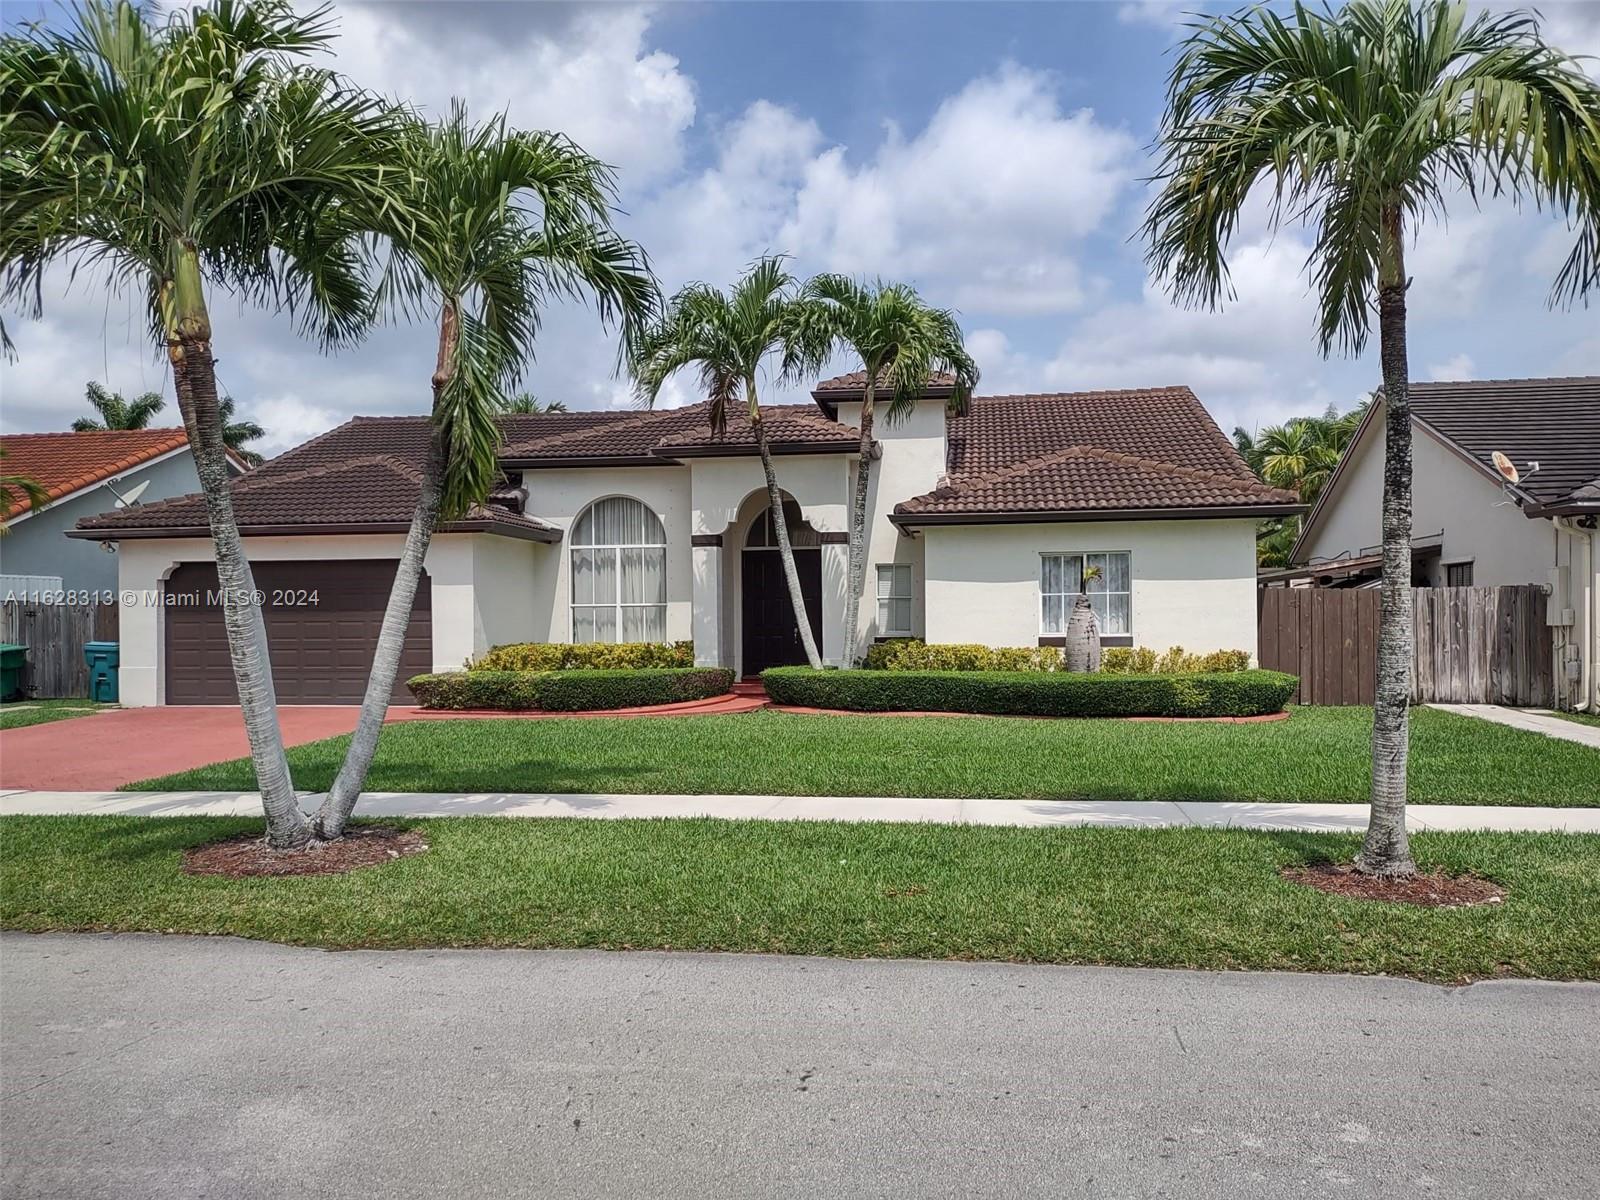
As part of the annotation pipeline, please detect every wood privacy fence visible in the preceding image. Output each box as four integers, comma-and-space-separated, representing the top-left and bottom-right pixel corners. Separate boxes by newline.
1, 599, 120, 699
1258, 585, 1554, 707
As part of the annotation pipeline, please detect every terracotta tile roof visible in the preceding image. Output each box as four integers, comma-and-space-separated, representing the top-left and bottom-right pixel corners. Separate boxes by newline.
74, 418, 559, 541
0, 428, 191, 514
814, 369, 958, 393
1408, 377, 1600, 508
896, 446, 1300, 519
501, 401, 861, 462
895, 385, 1298, 524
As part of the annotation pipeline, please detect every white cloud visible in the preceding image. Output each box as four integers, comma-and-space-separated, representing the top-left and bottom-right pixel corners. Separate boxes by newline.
1427, 354, 1476, 382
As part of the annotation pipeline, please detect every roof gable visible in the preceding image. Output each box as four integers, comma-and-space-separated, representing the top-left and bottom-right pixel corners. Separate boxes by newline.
0, 428, 191, 514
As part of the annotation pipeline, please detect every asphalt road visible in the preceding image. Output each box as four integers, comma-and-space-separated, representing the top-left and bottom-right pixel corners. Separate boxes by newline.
2, 934, 1596, 1199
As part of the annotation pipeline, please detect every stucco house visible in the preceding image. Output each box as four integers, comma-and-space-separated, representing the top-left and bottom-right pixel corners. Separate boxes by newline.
1, 428, 246, 595
1291, 376, 1599, 711
71, 375, 1301, 706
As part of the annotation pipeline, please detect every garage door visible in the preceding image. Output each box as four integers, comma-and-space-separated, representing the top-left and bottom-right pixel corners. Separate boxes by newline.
164, 561, 433, 705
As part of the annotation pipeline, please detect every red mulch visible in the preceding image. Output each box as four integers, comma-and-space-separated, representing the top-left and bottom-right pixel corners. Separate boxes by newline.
1282, 863, 1506, 908
183, 825, 429, 878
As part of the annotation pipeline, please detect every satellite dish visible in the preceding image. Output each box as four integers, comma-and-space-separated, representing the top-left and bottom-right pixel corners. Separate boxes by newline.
1491, 451, 1519, 485
111, 479, 150, 508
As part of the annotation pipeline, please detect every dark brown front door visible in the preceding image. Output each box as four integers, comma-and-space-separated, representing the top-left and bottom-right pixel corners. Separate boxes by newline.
164, 561, 432, 705
741, 549, 822, 677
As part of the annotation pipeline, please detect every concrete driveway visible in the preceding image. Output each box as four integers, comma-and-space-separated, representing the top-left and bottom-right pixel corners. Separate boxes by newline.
3, 934, 1595, 1199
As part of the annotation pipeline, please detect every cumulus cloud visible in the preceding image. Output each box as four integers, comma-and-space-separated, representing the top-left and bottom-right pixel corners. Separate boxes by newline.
1427, 354, 1476, 382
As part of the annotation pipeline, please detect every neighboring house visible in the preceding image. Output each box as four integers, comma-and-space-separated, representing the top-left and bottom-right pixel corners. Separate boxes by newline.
0, 429, 246, 594
72, 378, 1300, 707
1291, 376, 1599, 711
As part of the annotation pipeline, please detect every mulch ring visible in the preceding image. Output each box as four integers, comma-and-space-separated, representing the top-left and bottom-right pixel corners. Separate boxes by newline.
183, 825, 428, 879
1282, 863, 1506, 908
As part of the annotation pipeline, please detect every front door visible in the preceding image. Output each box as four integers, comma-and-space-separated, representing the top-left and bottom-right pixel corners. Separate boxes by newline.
741, 549, 823, 677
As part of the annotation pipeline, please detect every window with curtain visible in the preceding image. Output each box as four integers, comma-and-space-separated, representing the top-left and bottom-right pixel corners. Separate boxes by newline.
570, 497, 667, 643
1040, 552, 1131, 636
876, 564, 913, 635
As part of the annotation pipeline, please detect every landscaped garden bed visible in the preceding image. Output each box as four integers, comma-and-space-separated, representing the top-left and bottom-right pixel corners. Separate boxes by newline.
127, 707, 1600, 807
3, 815, 1595, 982
762, 666, 1298, 718
407, 667, 734, 711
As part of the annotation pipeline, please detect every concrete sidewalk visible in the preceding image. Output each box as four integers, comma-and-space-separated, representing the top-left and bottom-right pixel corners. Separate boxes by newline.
1429, 703, 1600, 748
3, 789, 1597, 832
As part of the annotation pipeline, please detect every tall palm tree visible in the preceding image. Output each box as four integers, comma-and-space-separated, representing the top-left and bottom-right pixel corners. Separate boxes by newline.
311, 105, 655, 840
72, 381, 165, 431
0, 446, 50, 531
1, 0, 406, 847
504, 393, 569, 414
793, 276, 977, 665
217, 395, 267, 467
1145, 0, 1600, 876
632, 257, 825, 669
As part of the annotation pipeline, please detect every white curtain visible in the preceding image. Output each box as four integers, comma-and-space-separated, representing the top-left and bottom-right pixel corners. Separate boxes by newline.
572, 498, 668, 643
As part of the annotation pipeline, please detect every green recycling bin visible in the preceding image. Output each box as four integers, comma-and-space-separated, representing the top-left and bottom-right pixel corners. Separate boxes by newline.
0, 643, 24, 702
84, 641, 120, 703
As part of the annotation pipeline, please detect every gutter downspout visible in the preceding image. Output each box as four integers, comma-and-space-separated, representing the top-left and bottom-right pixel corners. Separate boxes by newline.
1555, 516, 1596, 712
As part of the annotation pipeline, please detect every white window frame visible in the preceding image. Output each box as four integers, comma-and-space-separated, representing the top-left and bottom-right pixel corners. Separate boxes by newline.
1039, 551, 1132, 637
569, 497, 668, 644
876, 563, 914, 636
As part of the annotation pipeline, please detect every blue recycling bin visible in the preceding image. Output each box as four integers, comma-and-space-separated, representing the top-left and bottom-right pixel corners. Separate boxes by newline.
84, 641, 120, 703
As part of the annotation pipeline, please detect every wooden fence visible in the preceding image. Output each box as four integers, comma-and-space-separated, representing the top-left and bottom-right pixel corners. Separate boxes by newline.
1, 599, 120, 699
1257, 585, 1554, 707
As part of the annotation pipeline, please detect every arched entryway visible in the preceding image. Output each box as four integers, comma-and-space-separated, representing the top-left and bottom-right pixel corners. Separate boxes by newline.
741, 499, 824, 676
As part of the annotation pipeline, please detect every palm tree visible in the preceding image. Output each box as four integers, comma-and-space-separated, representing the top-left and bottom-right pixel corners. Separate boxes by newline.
1, 0, 406, 847
503, 393, 569, 414
632, 257, 825, 669
72, 381, 165, 431
1237, 403, 1366, 566
1145, 0, 1600, 876
0, 446, 50, 531
793, 276, 977, 664
310, 105, 655, 840
1065, 564, 1103, 673
217, 395, 267, 467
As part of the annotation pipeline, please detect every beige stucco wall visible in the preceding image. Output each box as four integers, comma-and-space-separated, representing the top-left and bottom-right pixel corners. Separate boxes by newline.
1300, 415, 1564, 586
922, 518, 1261, 655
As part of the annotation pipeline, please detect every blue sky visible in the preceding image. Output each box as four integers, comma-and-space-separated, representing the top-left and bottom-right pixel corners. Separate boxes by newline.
3, 1, 1597, 455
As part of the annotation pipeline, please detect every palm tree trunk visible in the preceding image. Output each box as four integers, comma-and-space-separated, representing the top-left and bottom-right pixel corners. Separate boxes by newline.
1356, 206, 1417, 878
749, 387, 823, 670
841, 379, 876, 666
314, 303, 458, 839
165, 245, 308, 849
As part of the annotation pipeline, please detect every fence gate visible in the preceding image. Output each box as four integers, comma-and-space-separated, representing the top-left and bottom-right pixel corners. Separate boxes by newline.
1257, 585, 1553, 707
1, 599, 120, 699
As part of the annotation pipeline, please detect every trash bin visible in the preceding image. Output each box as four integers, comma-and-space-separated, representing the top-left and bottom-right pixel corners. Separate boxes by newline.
0, 643, 24, 702
84, 641, 120, 704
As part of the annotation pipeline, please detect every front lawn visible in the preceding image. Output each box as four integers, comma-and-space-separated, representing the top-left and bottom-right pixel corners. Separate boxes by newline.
0, 699, 115, 731
132, 706, 1600, 807
1548, 709, 1600, 730
2, 816, 1595, 982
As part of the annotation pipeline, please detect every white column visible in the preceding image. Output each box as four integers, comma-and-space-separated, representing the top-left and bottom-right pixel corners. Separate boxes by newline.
691, 539, 724, 667
821, 537, 849, 667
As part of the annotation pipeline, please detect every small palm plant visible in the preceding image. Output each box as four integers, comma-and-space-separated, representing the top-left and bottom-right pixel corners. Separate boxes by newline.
0, 446, 50, 532
72, 381, 165, 432
1065, 564, 1103, 673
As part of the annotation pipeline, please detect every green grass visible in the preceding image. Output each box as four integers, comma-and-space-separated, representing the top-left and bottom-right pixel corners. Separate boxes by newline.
1547, 709, 1600, 729
0, 699, 115, 731
2, 815, 1596, 982
132, 706, 1600, 807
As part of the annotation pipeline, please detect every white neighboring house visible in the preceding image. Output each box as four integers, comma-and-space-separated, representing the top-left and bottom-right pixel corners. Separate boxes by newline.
1, 428, 247, 595
1292, 376, 1599, 712
71, 375, 1301, 707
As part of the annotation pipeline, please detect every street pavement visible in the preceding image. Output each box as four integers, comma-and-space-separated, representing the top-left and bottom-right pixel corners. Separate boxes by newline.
2, 933, 1596, 1198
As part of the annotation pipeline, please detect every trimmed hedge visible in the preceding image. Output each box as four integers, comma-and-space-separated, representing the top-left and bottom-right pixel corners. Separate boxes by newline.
761, 667, 1298, 718
864, 639, 1252, 674
471, 641, 695, 671
1101, 646, 1251, 674
408, 667, 734, 711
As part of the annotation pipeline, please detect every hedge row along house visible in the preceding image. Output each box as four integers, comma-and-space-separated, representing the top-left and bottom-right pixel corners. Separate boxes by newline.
71, 374, 1301, 706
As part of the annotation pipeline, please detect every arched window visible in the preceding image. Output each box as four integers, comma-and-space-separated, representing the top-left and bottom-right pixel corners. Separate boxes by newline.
744, 500, 821, 548
570, 497, 667, 643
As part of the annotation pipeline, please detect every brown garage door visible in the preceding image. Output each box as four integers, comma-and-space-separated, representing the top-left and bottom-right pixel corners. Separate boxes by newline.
164, 561, 432, 705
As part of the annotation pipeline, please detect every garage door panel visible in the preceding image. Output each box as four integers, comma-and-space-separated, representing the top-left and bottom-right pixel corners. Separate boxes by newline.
164, 561, 432, 706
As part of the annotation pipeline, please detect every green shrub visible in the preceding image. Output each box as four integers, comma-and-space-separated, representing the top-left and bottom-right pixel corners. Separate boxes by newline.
1100, 646, 1251, 674
864, 639, 1063, 672
408, 667, 733, 711
761, 667, 1297, 718
471, 641, 695, 671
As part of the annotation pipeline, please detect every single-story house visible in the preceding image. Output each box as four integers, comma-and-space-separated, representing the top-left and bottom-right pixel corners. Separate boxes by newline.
72, 376, 1301, 706
1, 428, 247, 594
1289, 376, 1598, 710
